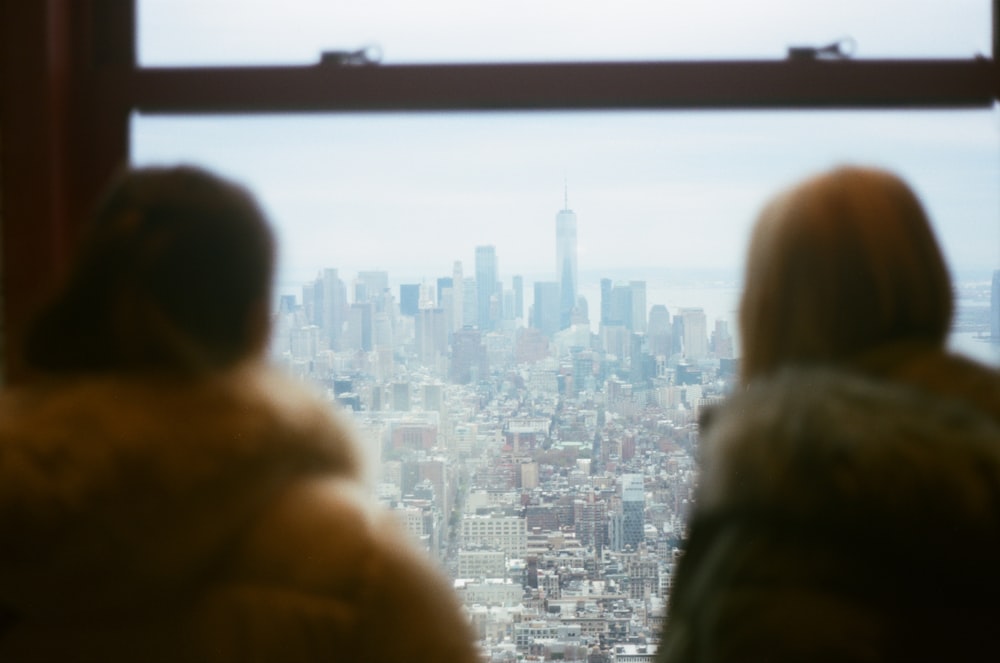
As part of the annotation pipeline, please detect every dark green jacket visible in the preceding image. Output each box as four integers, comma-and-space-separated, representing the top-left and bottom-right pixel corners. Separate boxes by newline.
660, 368, 1000, 663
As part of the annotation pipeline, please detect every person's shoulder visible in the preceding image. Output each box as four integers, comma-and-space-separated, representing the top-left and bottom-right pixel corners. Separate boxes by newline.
237, 476, 453, 603
855, 342, 1000, 423
216, 364, 365, 473
229, 477, 384, 590
0, 366, 365, 506
698, 367, 1000, 515
707, 365, 999, 454
230, 477, 479, 662
0, 365, 342, 435
112, 364, 367, 479
900, 350, 1000, 421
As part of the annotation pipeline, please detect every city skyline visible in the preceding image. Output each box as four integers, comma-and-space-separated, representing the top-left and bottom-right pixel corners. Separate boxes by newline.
133, 109, 1000, 289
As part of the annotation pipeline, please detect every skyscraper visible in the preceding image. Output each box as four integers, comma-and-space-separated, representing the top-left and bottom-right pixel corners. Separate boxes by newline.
344, 301, 374, 352
475, 245, 499, 332
711, 320, 735, 359
600, 278, 613, 326
678, 307, 709, 360
452, 261, 464, 332
436, 276, 455, 333
321, 268, 346, 351
435, 276, 453, 306
532, 281, 561, 337
647, 304, 672, 357
629, 281, 647, 333
556, 190, 578, 331
574, 491, 607, 552
512, 275, 524, 321
462, 277, 477, 328
451, 328, 486, 384
416, 307, 448, 364
609, 282, 633, 330
399, 283, 420, 317
356, 270, 389, 309
302, 281, 318, 326
622, 474, 645, 549
502, 289, 515, 322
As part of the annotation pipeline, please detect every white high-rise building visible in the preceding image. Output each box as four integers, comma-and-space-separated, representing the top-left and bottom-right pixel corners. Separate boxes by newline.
452, 261, 464, 332
321, 268, 346, 350
679, 307, 709, 360
629, 280, 647, 334
462, 277, 478, 328
556, 188, 578, 331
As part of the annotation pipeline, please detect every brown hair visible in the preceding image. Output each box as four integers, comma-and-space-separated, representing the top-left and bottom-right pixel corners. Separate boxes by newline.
739, 166, 953, 385
25, 165, 276, 375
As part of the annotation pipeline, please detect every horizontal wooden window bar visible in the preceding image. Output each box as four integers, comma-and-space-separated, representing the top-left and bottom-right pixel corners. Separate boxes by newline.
116, 59, 999, 114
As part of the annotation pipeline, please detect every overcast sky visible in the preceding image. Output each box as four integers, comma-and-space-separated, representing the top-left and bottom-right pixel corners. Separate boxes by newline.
132, 1, 999, 289
138, 0, 992, 65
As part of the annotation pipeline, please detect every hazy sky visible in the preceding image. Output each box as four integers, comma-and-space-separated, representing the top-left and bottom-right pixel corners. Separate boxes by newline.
139, 1, 992, 65
132, 1, 999, 288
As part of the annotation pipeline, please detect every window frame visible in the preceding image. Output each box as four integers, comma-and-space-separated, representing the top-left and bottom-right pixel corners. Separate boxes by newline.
2, 0, 999, 380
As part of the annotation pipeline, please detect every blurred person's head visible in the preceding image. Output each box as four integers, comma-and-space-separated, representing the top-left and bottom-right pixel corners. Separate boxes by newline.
26, 165, 276, 375
739, 166, 953, 385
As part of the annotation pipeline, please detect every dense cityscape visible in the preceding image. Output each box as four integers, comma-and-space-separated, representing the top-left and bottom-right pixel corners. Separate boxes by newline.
267, 200, 1000, 663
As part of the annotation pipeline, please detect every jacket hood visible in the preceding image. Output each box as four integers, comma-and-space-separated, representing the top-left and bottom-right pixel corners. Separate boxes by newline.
0, 365, 362, 617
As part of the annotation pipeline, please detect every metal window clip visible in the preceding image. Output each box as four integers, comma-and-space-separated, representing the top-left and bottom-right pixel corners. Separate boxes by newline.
320, 45, 383, 66
787, 37, 857, 61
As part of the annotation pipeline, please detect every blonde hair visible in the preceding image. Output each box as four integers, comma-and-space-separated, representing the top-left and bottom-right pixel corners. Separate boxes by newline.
739, 166, 953, 385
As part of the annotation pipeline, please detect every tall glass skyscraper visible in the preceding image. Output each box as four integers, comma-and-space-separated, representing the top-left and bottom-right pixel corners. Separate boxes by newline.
452, 261, 464, 332
532, 281, 560, 337
629, 281, 647, 334
475, 245, 499, 332
556, 192, 578, 331
512, 274, 524, 321
611, 473, 645, 552
321, 268, 346, 351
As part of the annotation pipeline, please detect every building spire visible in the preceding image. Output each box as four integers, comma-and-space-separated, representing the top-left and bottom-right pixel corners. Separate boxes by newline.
563, 177, 569, 210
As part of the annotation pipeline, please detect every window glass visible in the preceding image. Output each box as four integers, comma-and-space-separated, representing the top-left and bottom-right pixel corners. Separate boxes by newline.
131, 110, 1000, 366
138, 0, 992, 66
132, 109, 998, 660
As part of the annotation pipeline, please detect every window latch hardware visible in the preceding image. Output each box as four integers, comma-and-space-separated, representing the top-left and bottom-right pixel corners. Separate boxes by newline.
320, 45, 383, 67
787, 37, 856, 61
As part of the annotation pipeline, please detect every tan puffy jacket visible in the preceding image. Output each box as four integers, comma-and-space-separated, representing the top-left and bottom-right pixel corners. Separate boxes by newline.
0, 365, 478, 662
